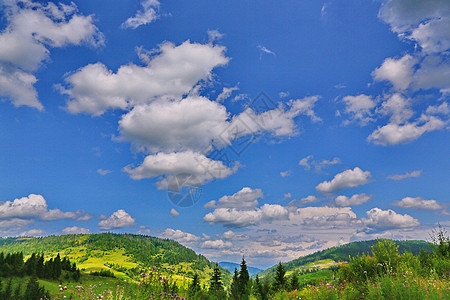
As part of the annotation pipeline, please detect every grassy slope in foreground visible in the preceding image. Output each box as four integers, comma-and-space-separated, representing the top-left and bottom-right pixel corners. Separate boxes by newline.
0, 233, 231, 285
256, 239, 431, 280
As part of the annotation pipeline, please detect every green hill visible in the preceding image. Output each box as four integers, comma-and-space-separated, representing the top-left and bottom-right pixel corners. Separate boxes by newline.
0, 233, 231, 285
256, 239, 431, 280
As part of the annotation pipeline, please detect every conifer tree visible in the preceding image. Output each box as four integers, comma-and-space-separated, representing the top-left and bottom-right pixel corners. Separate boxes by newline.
209, 264, 224, 292
290, 271, 299, 291
188, 273, 201, 297
230, 268, 240, 300
238, 256, 251, 299
272, 262, 286, 292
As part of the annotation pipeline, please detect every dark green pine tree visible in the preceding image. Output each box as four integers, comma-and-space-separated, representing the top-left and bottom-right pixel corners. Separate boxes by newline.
209, 264, 224, 292
230, 268, 240, 300
208, 264, 226, 298
272, 262, 286, 292
53, 253, 62, 279
253, 275, 262, 298
36, 255, 45, 278
188, 273, 201, 297
238, 257, 251, 300
290, 271, 299, 291
23, 275, 48, 300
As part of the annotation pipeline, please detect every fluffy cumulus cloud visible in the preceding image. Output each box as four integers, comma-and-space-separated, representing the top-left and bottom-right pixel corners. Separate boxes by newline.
335, 193, 373, 207
288, 206, 359, 228
394, 197, 443, 210
341, 94, 376, 125
372, 55, 417, 91
367, 115, 445, 145
160, 228, 201, 244
204, 204, 288, 228
200, 239, 233, 249
122, 0, 160, 29
118, 96, 230, 153
0, 0, 103, 110
378, 0, 450, 55
98, 209, 136, 230
204, 187, 263, 209
62, 41, 229, 115
62, 226, 91, 234
378, 93, 414, 124
363, 208, 419, 229
0, 194, 91, 222
124, 151, 238, 187
316, 167, 371, 193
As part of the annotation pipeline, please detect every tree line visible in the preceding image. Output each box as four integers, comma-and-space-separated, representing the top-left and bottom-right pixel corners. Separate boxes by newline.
0, 251, 80, 281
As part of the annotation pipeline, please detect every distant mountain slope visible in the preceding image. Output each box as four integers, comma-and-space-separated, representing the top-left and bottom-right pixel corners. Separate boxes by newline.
219, 261, 263, 275
256, 239, 431, 279
0, 233, 231, 284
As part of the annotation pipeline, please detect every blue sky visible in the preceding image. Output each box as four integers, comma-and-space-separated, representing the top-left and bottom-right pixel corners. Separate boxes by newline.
0, 0, 449, 268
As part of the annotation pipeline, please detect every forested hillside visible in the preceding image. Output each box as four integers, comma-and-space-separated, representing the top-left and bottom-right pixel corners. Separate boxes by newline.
0, 233, 231, 285
257, 239, 431, 280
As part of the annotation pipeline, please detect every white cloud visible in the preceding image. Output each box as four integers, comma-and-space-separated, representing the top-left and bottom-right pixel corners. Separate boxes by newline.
288, 96, 322, 122
62, 226, 91, 234
372, 55, 417, 90
98, 209, 136, 230
367, 115, 445, 145
257, 45, 276, 56
160, 228, 201, 243
216, 86, 239, 102
316, 167, 371, 193
280, 170, 292, 177
124, 151, 238, 187
170, 208, 180, 217
97, 169, 112, 176
426, 102, 450, 115
388, 170, 422, 180
201, 239, 233, 249
288, 206, 359, 228
379, 0, 450, 55
299, 155, 341, 172
122, 0, 160, 29
378, 93, 413, 124
300, 195, 319, 204
0, 194, 90, 221
218, 230, 248, 241
0, 218, 32, 229
207, 29, 224, 42
335, 193, 372, 206
341, 94, 376, 125
394, 196, 443, 210
363, 208, 419, 229
62, 41, 229, 116
206, 187, 263, 209
0, 0, 103, 110
203, 204, 288, 228
20, 229, 45, 237
118, 96, 229, 153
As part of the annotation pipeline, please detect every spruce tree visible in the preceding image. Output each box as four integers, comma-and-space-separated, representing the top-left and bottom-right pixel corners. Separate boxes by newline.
209, 264, 224, 292
188, 273, 201, 297
230, 268, 240, 300
272, 262, 286, 292
290, 271, 299, 291
238, 256, 250, 299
